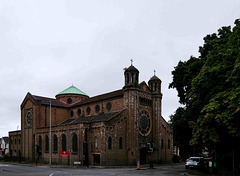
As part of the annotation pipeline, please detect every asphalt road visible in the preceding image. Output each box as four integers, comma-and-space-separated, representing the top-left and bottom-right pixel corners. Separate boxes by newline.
0, 162, 188, 176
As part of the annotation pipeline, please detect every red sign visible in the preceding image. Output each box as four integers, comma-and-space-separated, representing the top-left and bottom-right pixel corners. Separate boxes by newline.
60, 151, 69, 158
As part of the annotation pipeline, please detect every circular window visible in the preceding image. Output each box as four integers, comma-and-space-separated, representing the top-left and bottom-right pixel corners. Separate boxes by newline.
95, 105, 100, 113
86, 107, 91, 115
140, 115, 148, 129
67, 98, 72, 104
106, 102, 112, 111
26, 111, 32, 126
70, 110, 74, 117
77, 109, 81, 116
138, 110, 151, 136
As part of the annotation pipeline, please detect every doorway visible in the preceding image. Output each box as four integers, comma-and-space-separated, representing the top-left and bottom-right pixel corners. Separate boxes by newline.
140, 147, 149, 164
92, 153, 100, 166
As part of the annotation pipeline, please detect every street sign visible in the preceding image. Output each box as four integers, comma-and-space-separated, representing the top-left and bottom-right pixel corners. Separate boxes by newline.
73, 161, 81, 165
60, 151, 69, 158
148, 148, 153, 152
147, 143, 153, 152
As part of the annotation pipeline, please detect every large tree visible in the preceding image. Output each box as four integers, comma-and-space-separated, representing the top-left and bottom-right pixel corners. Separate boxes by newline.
169, 19, 240, 168
169, 56, 205, 159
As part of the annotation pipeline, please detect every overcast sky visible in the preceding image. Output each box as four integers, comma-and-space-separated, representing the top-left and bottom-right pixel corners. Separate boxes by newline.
0, 0, 239, 137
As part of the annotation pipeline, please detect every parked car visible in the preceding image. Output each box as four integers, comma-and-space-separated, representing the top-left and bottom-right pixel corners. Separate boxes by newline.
185, 157, 204, 169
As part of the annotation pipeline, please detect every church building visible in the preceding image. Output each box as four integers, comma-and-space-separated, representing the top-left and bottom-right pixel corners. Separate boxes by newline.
9, 63, 173, 166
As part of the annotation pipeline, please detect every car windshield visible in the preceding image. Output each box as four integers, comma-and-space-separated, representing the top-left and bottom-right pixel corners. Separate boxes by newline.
189, 158, 199, 162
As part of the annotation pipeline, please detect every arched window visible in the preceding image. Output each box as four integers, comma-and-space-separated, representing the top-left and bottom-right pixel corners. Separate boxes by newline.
106, 102, 112, 111
39, 136, 42, 152
95, 105, 100, 113
53, 134, 58, 152
131, 73, 134, 83
77, 109, 81, 116
119, 137, 123, 149
161, 138, 164, 150
70, 110, 74, 117
86, 107, 91, 115
62, 134, 67, 151
126, 73, 129, 84
45, 135, 49, 152
67, 98, 72, 104
108, 136, 112, 149
72, 133, 78, 153
94, 136, 98, 149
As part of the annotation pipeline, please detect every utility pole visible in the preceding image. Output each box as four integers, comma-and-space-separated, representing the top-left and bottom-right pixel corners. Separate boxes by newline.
49, 101, 52, 166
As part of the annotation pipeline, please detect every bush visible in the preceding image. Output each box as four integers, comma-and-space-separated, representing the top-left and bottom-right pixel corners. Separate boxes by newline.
172, 154, 180, 163
3, 153, 10, 162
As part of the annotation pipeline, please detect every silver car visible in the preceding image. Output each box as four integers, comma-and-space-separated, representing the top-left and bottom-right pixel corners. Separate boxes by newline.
185, 157, 204, 169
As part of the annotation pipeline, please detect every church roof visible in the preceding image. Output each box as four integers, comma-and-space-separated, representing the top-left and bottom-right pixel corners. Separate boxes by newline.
124, 65, 139, 73
71, 89, 123, 107
33, 95, 67, 108
58, 110, 125, 125
149, 75, 161, 82
56, 85, 88, 96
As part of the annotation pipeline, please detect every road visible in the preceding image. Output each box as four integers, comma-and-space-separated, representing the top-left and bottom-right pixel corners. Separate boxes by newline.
0, 163, 187, 176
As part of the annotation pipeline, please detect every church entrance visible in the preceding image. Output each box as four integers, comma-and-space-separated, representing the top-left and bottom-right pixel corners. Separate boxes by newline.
140, 147, 149, 164
92, 153, 100, 166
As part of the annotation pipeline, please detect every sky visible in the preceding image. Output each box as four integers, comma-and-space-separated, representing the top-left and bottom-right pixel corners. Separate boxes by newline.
0, 0, 240, 137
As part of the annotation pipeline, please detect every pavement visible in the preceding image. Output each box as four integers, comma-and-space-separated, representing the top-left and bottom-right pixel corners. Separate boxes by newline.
1, 161, 239, 175
2, 161, 184, 169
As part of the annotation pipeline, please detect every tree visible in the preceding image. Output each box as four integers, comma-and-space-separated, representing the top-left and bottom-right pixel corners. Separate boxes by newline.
169, 57, 205, 159
169, 107, 194, 160
169, 19, 240, 169
189, 19, 240, 145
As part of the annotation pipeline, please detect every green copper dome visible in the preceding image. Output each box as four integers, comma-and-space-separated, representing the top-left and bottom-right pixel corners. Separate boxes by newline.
56, 85, 88, 96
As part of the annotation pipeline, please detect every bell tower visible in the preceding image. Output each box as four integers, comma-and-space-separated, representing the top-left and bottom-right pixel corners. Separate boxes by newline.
124, 60, 139, 88
148, 70, 161, 94
148, 71, 163, 161
123, 61, 140, 165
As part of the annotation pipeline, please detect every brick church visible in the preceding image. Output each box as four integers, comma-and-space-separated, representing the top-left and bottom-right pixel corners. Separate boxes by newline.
9, 63, 173, 166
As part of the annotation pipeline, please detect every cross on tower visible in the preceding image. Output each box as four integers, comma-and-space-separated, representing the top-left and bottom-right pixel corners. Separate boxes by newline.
154, 70, 156, 76
130, 59, 133, 65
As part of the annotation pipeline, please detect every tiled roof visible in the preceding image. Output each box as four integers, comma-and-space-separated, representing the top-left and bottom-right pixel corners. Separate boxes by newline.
124, 65, 139, 73
91, 110, 123, 123
33, 95, 67, 108
59, 118, 76, 125
71, 89, 123, 107
149, 75, 161, 81
56, 85, 88, 96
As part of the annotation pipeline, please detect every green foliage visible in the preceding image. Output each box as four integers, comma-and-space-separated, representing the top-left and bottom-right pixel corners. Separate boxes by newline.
169, 56, 205, 105
3, 153, 10, 162
169, 18, 240, 157
169, 107, 194, 158
172, 154, 180, 163
189, 19, 240, 145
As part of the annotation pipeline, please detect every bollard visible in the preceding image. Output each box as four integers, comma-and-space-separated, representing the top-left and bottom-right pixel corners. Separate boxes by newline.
137, 161, 140, 169
209, 161, 213, 173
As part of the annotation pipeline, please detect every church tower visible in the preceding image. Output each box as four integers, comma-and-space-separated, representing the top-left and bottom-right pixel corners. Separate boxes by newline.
123, 62, 140, 165
148, 72, 163, 161
124, 64, 139, 88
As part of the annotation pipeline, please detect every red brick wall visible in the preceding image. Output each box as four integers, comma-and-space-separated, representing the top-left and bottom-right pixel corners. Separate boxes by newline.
56, 94, 89, 105
37, 105, 69, 128
9, 131, 21, 158
69, 97, 124, 118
